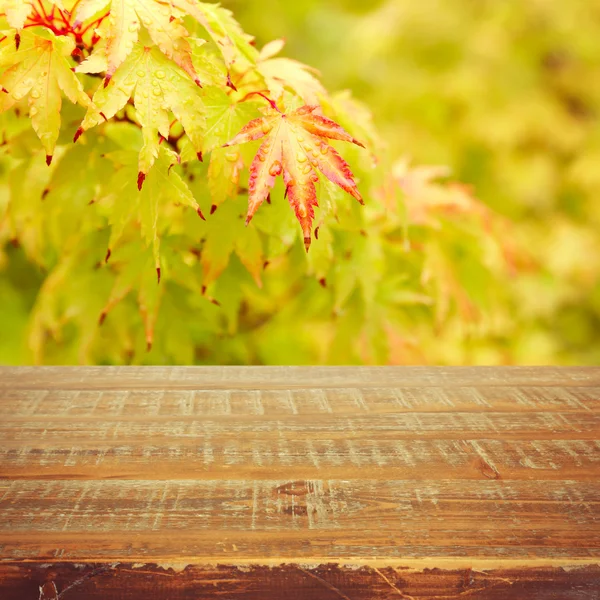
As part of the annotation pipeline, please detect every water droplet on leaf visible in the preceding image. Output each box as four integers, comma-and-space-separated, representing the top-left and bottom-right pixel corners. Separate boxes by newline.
269, 161, 282, 176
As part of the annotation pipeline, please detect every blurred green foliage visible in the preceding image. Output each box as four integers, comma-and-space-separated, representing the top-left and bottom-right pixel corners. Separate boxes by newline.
1, 0, 599, 365
225, 0, 600, 364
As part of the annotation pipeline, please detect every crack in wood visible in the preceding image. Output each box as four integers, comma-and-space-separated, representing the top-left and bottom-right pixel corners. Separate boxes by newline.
297, 567, 355, 600
372, 568, 416, 599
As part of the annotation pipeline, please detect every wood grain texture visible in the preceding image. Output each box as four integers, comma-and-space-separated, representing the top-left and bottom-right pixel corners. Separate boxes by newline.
0, 367, 599, 599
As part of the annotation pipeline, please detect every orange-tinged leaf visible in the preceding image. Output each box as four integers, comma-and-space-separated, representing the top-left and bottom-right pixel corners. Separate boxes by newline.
291, 105, 365, 147
224, 104, 363, 250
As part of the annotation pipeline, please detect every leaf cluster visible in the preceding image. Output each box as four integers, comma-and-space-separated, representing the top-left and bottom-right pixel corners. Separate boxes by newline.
0, 0, 516, 364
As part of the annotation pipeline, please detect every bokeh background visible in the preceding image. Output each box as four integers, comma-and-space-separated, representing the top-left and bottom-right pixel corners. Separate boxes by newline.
1, 0, 599, 365
224, 0, 600, 363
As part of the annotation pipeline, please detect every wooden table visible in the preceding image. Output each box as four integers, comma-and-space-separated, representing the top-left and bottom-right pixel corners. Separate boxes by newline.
0, 367, 599, 599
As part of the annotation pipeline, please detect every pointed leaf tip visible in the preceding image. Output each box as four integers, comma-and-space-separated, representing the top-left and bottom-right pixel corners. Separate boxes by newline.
105, 249, 111, 263
103, 74, 112, 88
197, 208, 205, 220
304, 236, 311, 252
45, 155, 52, 166
319, 277, 327, 288
146, 341, 152, 352
98, 312, 107, 326
15, 33, 20, 50
210, 204, 217, 215
1, 87, 8, 94
137, 172, 146, 191
226, 73, 237, 91
73, 127, 84, 143
197, 151, 203, 162
156, 267, 161, 284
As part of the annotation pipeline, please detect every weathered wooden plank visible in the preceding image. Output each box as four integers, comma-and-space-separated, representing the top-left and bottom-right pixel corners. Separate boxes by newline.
1, 386, 599, 417
1, 532, 600, 562
0, 367, 599, 599
1, 479, 599, 561
1, 439, 598, 481
1, 366, 599, 390
1, 412, 598, 443
1, 563, 599, 600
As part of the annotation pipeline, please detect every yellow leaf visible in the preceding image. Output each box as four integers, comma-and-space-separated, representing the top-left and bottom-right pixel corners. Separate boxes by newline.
78, 44, 205, 179
0, 30, 91, 162
74, 0, 200, 83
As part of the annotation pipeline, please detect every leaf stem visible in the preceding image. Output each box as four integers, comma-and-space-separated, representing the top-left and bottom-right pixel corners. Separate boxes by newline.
239, 91, 282, 113
78, 12, 109, 35
35, 0, 50, 22
56, 7, 72, 29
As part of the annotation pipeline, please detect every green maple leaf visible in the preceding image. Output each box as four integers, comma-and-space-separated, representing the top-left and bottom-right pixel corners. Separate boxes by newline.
99, 243, 163, 352
76, 44, 205, 181
199, 196, 264, 288
202, 87, 258, 209
98, 146, 203, 278
0, 29, 91, 164
177, 0, 258, 69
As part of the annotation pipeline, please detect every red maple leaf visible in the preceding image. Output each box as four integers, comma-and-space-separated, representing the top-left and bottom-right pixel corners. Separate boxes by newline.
224, 104, 364, 250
